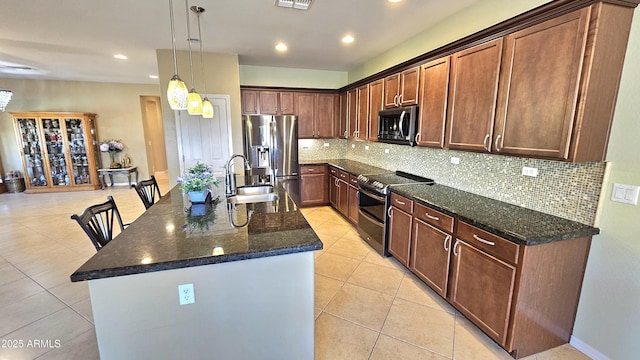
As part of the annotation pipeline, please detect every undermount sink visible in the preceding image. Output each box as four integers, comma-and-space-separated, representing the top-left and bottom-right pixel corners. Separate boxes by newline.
227, 193, 279, 204
235, 185, 274, 196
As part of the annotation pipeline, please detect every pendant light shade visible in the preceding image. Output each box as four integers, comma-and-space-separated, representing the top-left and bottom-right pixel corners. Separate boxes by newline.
202, 97, 214, 118
167, 75, 188, 110
187, 89, 203, 115
167, 0, 188, 110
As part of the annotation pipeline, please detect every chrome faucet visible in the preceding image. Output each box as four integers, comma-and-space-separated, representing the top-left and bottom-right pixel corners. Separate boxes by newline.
225, 154, 251, 195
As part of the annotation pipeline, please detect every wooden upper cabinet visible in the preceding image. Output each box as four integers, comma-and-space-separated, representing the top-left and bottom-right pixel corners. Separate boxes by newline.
258, 91, 294, 115
334, 91, 349, 139
241, 90, 259, 114
445, 39, 503, 152
494, 8, 589, 160
355, 84, 369, 140
295, 92, 316, 138
315, 93, 336, 138
347, 89, 357, 140
384, 66, 420, 108
417, 57, 450, 148
368, 79, 384, 142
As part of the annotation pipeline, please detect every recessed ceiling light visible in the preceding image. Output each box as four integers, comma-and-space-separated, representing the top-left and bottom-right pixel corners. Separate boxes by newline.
342, 35, 355, 44
275, 42, 288, 52
113, 54, 128, 60
149, 75, 159, 79
388, 0, 403, 3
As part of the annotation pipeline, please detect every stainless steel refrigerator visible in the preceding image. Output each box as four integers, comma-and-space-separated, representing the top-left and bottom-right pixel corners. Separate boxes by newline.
242, 115, 299, 203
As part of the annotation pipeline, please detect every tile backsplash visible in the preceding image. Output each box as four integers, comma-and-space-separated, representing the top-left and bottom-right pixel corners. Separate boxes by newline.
299, 139, 605, 225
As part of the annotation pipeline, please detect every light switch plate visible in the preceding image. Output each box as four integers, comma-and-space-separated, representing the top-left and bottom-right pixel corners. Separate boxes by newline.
323, 143, 330, 147
365, 145, 370, 151
522, 167, 539, 177
450, 157, 460, 165
384, 148, 390, 154
611, 183, 639, 205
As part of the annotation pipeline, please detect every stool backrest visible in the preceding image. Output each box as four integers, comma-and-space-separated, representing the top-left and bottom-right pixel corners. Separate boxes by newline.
71, 195, 125, 251
132, 175, 162, 209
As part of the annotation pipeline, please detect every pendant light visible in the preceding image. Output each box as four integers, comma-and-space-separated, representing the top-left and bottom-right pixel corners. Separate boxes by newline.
166, 0, 188, 110
185, 0, 203, 115
193, 5, 214, 119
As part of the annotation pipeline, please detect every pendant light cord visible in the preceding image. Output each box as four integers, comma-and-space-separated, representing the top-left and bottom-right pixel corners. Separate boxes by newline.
196, 8, 207, 95
185, 0, 195, 88
169, 0, 179, 74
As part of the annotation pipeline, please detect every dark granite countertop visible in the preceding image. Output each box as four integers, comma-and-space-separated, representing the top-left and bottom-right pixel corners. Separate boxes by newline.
300, 159, 388, 176
71, 178, 322, 282
390, 183, 599, 246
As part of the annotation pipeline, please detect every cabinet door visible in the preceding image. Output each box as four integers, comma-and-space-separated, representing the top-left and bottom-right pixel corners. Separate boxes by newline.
347, 89, 357, 139
388, 206, 412, 267
279, 92, 295, 115
494, 9, 589, 159
446, 39, 503, 152
15, 117, 49, 189
300, 173, 328, 206
356, 84, 369, 140
384, 74, 400, 108
410, 219, 451, 297
417, 57, 450, 148
399, 67, 420, 106
315, 93, 335, 138
295, 93, 316, 138
241, 90, 259, 114
348, 184, 359, 224
338, 92, 348, 138
65, 117, 95, 186
449, 239, 516, 346
329, 175, 338, 208
368, 79, 384, 141
337, 179, 349, 216
258, 91, 279, 115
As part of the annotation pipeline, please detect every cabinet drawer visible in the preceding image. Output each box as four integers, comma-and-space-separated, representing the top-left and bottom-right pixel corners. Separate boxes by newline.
300, 165, 326, 175
337, 170, 349, 181
349, 174, 359, 187
390, 193, 413, 214
414, 203, 454, 233
456, 221, 519, 265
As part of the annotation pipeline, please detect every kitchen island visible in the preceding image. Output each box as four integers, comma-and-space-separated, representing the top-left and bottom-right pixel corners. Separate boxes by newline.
71, 180, 322, 359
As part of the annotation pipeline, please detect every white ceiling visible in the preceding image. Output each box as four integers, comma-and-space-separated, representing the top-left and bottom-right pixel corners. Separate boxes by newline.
0, 0, 478, 85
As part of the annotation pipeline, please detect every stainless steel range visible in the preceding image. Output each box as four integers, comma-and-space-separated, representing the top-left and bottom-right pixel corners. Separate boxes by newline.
357, 171, 434, 256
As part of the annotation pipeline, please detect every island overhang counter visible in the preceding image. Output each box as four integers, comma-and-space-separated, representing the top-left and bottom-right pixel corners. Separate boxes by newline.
71, 183, 322, 360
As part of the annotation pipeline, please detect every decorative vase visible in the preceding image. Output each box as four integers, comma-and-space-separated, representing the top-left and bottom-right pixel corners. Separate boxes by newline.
109, 151, 121, 169
190, 203, 207, 216
188, 189, 210, 204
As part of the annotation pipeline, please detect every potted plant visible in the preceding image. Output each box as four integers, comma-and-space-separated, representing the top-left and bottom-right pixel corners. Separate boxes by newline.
177, 162, 220, 203
99, 139, 125, 169
183, 196, 220, 234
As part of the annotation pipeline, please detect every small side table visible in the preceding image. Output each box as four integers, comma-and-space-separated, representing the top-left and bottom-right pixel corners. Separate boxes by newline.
98, 166, 139, 190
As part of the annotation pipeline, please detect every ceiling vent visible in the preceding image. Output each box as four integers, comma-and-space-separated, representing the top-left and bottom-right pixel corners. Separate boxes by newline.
275, 0, 313, 10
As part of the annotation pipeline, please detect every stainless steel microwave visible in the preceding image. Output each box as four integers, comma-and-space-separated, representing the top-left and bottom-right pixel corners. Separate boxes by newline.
377, 105, 419, 146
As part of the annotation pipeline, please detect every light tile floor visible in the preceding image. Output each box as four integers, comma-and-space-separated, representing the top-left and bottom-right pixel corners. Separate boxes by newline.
0, 184, 590, 359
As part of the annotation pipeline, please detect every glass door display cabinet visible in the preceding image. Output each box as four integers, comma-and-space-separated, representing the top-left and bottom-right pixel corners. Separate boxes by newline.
11, 112, 102, 193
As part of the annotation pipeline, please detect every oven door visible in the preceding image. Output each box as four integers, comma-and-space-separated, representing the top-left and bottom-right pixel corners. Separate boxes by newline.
357, 186, 387, 255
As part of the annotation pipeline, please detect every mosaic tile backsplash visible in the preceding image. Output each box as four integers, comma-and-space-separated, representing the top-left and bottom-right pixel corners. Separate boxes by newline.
299, 139, 605, 225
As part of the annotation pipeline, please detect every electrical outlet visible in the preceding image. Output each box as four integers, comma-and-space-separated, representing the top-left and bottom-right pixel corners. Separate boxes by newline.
351, 144, 355, 148
365, 145, 370, 150
450, 157, 460, 165
323, 143, 330, 147
522, 167, 539, 177
384, 148, 390, 154
178, 283, 195, 305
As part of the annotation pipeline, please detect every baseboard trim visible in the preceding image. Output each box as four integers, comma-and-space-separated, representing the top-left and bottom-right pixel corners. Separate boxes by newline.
570, 336, 610, 360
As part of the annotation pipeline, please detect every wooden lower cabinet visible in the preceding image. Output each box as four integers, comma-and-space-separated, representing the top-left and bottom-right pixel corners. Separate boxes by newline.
410, 219, 451, 298
449, 239, 517, 345
347, 184, 358, 224
299, 165, 328, 206
387, 205, 412, 267
328, 167, 356, 223
387, 192, 593, 358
